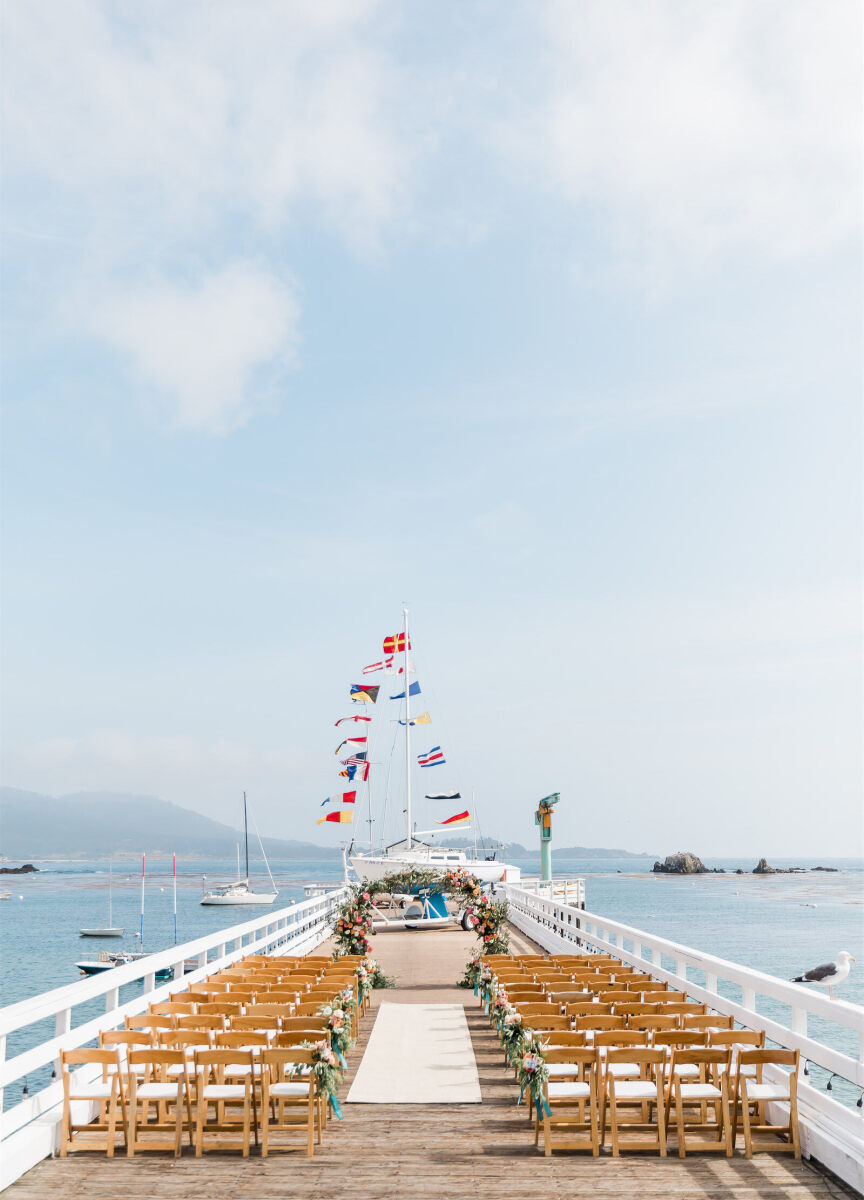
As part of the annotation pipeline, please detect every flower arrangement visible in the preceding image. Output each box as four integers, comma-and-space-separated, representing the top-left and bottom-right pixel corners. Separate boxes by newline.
332, 886, 375, 956
318, 998, 354, 1061
459, 952, 484, 992
301, 1037, 345, 1117
515, 1049, 550, 1118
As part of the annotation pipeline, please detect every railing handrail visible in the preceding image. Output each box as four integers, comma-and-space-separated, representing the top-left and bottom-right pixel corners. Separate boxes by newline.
0, 887, 347, 1038
506, 883, 863, 1033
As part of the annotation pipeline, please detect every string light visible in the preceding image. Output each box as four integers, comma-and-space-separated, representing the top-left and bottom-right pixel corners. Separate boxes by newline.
802, 1060, 809, 1076
21, 1078, 28, 1097
826, 1073, 839, 1092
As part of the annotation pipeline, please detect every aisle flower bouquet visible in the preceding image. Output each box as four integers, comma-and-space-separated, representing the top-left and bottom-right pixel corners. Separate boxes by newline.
516, 1049, 550, 1118
459, 952, 484, 992
499, 1008, 527, 1063
301, 1037, 345, 1117
318, 1000, 354, 1062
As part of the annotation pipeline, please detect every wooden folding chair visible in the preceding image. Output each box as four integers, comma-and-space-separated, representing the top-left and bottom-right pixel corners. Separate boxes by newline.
628, 1015, 678, 1034
667, 1048, 733, 1157
125, 1013, 176, 1042
615, 1002, 663, 1020
196, 1001, 243, 1018
59, 1049, 126, 1157
176, 1013, 226, 1036
734, 1049, 801, 1158
260, 1048, 319, 1157
126, 1049, 193, 1156
149, 1001, 196, 1017
280, 1017, 329, 1035
193, 1049, 255, 1157
537, 1047, 600, 1156
662, 1002, 708, 1020
685, 1013, 734, 1032
605, 1048, 667, 1156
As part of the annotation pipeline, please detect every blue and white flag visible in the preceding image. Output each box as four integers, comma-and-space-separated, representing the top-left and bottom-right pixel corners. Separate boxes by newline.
390, 680, 421, 701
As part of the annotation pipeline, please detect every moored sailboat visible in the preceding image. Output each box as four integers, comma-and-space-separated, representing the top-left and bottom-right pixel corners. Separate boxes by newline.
200, 792, 278, 905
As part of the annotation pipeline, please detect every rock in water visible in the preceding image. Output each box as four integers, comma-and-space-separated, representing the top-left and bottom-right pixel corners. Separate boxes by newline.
652, 852, 706, 875
753, 858, 777, 874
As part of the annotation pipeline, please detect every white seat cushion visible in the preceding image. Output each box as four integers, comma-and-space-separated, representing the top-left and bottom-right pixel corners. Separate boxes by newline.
611, 1081, 658, 1099
548, 1082, 590, 1099
670, 1063, 701, 1077
606, 1062, 641, 1077
678, 1084, 723, 1100
70, 1082, 114, 1099
225, 1063, 263, 1076
201, 1084, 247, 1100
269, 1081, 311, 1097
547, 1063, 585, 1077
744, 1082, 789, 1102
136, 1083, 182, 1099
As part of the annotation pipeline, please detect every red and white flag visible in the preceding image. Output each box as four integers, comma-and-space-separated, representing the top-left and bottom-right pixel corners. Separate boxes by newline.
334, 737, 368, 756
362, 661, 384, 675
334, 715, 372, 727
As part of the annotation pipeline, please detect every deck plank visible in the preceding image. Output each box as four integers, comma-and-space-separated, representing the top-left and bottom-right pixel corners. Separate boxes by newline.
5, 923, 841, 1199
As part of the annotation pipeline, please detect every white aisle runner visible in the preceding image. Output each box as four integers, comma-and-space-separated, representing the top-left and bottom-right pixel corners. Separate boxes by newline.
346, 1002, 482, 1104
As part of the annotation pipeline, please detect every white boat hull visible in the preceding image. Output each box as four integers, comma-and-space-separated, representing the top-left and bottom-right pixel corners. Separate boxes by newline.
200, 891, 278, 905
79, 928, 124, 937
350, 851, 519, 885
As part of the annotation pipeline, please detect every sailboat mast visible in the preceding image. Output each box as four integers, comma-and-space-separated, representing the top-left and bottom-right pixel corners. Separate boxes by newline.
108, 858, 113, 927
243, 791, 249, 882
139, 853, 145, 946
403, 607, 412, 847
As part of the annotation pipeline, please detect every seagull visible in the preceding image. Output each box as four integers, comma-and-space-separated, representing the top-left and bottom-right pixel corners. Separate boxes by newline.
792, 950, 856, 999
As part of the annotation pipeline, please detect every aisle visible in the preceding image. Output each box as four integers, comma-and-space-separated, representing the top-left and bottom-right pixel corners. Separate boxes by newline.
346, 1003, 481, 1103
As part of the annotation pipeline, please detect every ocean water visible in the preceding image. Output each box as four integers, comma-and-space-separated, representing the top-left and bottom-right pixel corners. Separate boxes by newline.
1, 854, 861, 1109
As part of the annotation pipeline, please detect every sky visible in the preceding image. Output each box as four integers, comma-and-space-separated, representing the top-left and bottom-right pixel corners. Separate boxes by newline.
1, 1, 861, 858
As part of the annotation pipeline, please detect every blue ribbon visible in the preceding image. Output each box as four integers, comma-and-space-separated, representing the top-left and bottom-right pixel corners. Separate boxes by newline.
329, 1092, 343, 1120
535, 1095, 552, 1119
473, 982, 478, 996
335, 1048, 347, 1069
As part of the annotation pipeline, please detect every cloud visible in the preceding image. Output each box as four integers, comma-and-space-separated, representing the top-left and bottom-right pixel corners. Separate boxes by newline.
493, 0, 861, 274
89, 262, 300, 434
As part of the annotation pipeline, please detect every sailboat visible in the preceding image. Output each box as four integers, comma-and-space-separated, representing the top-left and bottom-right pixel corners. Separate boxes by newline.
349, 609, 521, 887
79, 859, 124, 937
200, 792, 278, 905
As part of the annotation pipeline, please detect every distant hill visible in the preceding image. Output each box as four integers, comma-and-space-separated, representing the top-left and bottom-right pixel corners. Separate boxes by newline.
442, 838, 655, 859
0, 788, 341, 860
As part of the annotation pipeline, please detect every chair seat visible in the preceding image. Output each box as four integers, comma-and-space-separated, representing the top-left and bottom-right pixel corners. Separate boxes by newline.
745, 1082, 790, 1102
547, 1063, 585, 1078
678, 1084, 723, 1100
606, 1062, 641, 1077
136, 1082, 183, 1099
669, 1063, 701, 1077
225, 1063, 264, 1076
269, 1081, 312, 1097
201, 1084, 248, 1100
70, 1082, 115, 1100
611, 1081, 659, 1099
548, 1081, 591, 1099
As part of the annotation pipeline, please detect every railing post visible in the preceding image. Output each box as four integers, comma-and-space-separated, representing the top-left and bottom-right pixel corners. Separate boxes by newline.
53, 1007, 71, 1077
104, 986, 119, 1014
0, 1031, 5, 1110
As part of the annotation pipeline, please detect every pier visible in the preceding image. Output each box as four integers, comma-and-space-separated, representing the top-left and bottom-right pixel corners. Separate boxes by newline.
1, 885, 862, 1198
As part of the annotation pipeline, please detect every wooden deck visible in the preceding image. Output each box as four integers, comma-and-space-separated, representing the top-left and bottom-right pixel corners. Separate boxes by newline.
7, 924, 847, 1199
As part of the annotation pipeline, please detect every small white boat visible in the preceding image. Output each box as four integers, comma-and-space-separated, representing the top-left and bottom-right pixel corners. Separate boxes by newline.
0, 891, 12, 901
80, 859, 124, 937
201, 794, 278, 905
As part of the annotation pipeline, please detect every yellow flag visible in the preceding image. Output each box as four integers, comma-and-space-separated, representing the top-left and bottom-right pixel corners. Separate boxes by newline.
414, 711, 431, 725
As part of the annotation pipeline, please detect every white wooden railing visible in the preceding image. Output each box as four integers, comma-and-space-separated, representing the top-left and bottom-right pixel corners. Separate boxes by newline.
502, 882, 864, 1192
0, 887, 347, 1189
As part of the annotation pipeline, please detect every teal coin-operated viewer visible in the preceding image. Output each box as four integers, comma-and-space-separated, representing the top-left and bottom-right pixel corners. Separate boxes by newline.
535, 792, 560, 882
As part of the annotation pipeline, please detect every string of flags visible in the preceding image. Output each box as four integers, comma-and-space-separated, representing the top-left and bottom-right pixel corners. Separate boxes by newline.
317, 626, 464, 830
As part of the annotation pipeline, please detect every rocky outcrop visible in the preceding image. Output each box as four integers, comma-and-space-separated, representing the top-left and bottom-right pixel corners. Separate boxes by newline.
652, 852, 706, 875
0, 863, 38, 874
753, 857, 776, 874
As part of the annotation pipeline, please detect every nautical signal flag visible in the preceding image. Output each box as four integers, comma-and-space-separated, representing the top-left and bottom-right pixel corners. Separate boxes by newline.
398, 711, 431, 726
425, 790, 461, 800
317, 810, 354, 825
418, 746, 445, 768
383, 633, 410, 655
321, 790, 356, 807
390, 681, 421, 700
350, 684, 379, 704
334, 715, 372, 727
340, 762, 370, 782
334, 737, 367, 755
362, 660, 385, 675
436, 810, 470, 826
